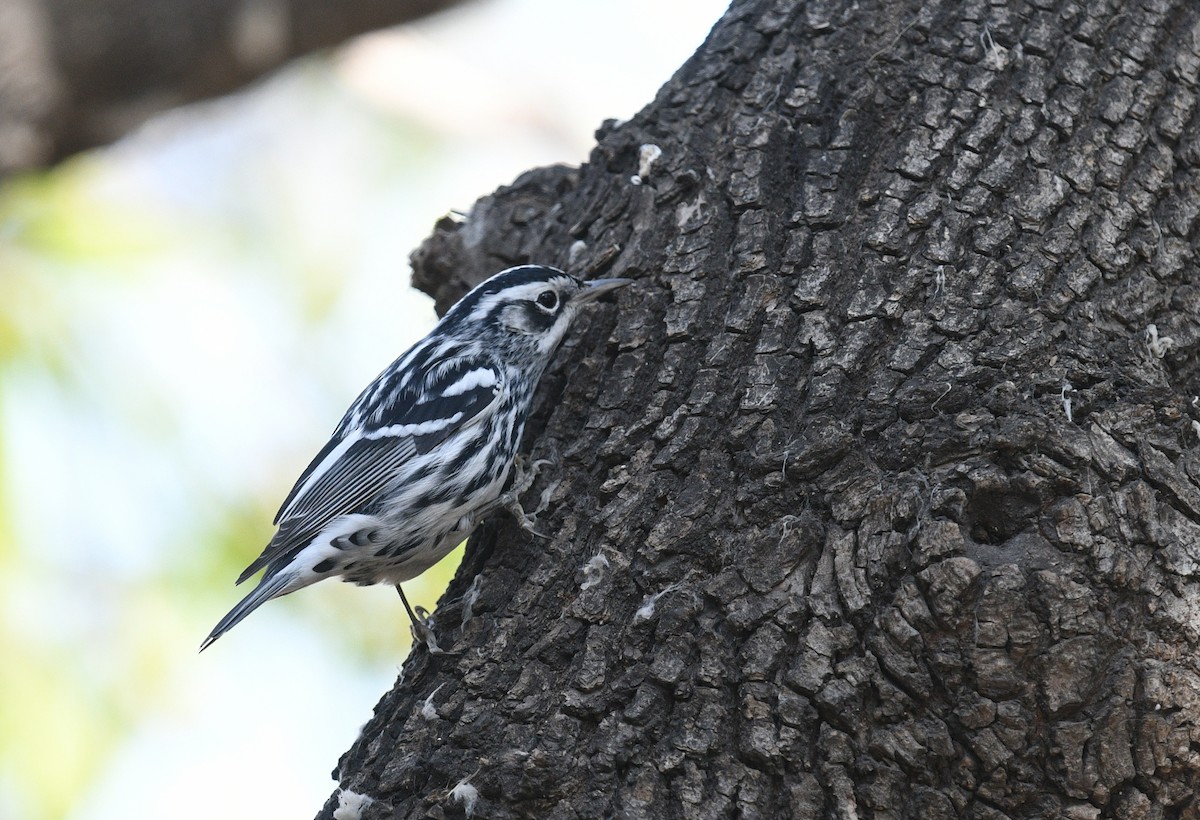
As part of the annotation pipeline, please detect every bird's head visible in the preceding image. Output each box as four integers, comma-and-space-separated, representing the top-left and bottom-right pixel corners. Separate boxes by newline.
444, 265, 630, 358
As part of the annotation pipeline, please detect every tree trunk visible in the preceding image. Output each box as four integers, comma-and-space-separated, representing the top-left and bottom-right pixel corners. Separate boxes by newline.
0, 0, 466, 174
322, 0, 1200, 816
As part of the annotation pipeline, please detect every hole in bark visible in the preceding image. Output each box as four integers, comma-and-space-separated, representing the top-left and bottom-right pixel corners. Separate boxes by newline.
965, 487, 1039, 544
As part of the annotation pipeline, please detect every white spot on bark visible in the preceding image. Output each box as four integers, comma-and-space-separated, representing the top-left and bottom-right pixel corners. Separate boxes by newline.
634, 583, 682, 623
1146, 323, 1174, 358
450, 779, 479, 817
421, 683, 445, 720
675, 194, 705, 230
333, 789, 374, 820
638, 143, 663, 178
580, 553, 610, 590
980, 26, 1010, 70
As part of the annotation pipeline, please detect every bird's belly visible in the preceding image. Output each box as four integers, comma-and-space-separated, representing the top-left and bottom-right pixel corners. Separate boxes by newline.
341, 465, 512, 587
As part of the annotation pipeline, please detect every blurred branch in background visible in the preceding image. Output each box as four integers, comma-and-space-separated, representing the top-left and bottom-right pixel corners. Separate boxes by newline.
0, 0, 471, 173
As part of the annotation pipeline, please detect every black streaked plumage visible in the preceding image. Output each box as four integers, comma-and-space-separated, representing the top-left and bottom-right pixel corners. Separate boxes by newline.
202, 265, 629, 650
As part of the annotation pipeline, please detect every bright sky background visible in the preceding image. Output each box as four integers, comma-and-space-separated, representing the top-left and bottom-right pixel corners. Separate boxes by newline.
0, 1, 729, 819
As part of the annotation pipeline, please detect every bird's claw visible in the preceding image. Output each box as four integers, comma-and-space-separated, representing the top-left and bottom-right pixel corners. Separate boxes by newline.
409, 606, 458, 655
397, 587, 457, 655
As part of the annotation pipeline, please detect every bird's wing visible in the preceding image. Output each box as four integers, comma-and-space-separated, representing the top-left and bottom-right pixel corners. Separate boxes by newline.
236, 357, 503, 584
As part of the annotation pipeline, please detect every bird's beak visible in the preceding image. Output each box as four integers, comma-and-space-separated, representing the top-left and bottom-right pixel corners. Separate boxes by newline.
575, 278, 632, 304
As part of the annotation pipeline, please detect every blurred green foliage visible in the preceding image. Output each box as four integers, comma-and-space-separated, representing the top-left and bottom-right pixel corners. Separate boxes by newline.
0, 110, 454, 820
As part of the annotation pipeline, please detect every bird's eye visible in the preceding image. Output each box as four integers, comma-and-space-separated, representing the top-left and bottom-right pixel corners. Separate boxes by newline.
535, 290, 559, 310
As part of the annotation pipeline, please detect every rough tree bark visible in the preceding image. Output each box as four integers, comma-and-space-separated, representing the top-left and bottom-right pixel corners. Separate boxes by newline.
322, 0, 1200, 817
0, 0, 467, 174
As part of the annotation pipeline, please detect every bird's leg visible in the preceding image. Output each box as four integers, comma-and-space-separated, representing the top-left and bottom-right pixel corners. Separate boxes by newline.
496, 455, 555, 537
395, 584, 449, 654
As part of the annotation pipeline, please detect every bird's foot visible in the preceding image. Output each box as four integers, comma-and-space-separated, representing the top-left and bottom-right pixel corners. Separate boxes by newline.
397, 585, 456, 655
410, 606, 456, 655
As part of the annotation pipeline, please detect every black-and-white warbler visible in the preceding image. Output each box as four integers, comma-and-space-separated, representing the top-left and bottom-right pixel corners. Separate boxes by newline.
202, 265, 628, 650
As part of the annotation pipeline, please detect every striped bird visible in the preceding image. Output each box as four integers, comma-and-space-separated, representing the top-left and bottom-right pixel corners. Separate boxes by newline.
202, 265, 628, 650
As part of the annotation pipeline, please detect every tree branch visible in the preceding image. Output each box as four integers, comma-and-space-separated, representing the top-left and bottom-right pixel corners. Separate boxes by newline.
0, 0, 470, 173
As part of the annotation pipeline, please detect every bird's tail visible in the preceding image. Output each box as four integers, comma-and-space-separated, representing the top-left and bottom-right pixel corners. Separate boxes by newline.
200, 570, 297, 652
